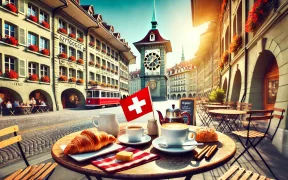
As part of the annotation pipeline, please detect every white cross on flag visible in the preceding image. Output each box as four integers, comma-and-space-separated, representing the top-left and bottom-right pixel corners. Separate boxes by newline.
120, 87, 153, 122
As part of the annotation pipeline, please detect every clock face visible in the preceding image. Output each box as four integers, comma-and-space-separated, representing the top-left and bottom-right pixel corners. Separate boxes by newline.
144, 52, 161, 70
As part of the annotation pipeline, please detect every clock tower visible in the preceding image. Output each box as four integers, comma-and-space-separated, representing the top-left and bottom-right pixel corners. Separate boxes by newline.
133, 0, 172, 101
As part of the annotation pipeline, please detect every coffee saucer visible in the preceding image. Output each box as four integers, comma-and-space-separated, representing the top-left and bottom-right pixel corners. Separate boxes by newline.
152, 137, 197, 153
118, 134, 151, 145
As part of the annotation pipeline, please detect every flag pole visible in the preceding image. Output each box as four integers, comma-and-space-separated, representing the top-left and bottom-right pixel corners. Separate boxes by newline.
148, 86, 156, 120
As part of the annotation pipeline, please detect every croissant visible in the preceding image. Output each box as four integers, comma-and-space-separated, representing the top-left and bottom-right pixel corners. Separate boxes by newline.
193, 128, 218, 142
64, 129, 116, 155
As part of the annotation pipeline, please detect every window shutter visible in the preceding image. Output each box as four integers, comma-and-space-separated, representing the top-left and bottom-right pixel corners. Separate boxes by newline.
19, 28, 25, 45
19, 59, 26, 77
19, 0, 25, 13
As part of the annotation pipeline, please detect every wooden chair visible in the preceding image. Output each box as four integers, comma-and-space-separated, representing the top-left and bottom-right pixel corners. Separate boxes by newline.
0, 125, 57, 180
231, 110, 277, 179
218, 166, 273, 180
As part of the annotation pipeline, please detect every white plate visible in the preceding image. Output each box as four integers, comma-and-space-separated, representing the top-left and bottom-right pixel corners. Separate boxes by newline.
152, 137, 197, 153
118, 134, 151, 145
60, 143, 122, 162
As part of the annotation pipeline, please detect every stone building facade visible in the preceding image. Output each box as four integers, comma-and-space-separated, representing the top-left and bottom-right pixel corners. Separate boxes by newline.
128, 69, 141, 95
191, 0, 288, 157
0, 0, 135, 111
167, 60, 197, 99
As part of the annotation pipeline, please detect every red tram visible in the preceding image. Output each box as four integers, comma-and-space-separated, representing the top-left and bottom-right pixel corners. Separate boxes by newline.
85, 88, 121, 108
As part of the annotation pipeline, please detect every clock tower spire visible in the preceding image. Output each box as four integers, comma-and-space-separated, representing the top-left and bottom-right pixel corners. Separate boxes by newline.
181, 45, 185, 62
151, 0, 158, 29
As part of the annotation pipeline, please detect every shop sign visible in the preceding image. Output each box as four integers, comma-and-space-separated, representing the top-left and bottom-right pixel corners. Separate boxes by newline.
95, 69, 117, 78
59, 35, 85, 51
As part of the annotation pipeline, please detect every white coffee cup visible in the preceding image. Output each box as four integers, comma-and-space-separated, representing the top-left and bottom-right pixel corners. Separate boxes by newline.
92, 113, 119, 137
125, 125, 145, 142
161, 123, 197, 145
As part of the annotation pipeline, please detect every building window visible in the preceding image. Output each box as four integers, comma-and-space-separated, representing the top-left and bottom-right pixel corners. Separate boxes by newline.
59, 43, 66, 54
39, 11, 49, 23
150, 33, 155, 41
102, 75, 106, 83
107, 46, 110, 53
28, 62, 37, 75
59, 19, 66, 29
107, 77, 110, 84
96, 39, 101, 47
4, 22, 15, 37
40, 37, 48, 50
68, 25, 75, 35
27, 4, 37, 17
77, 30, 83, 38
6, 0, 16, 5
59, 66, 66, 76
69, 47, 75, 57
96, 56, 100, 64
115, 52, 118, 59
102, 43, 106, 50
89, 72, 94, 80
90, 53, 94, 61
102, 59, 106, 66
107, 62, 110, 69
236, 2, 242, 35
69, 68, 76, 78
4, 56, 16, 71
77, 71, 82, 79
77, 51, 83, 59
96, 74, 100, 81
89, 35, 94, 42
40, 65, 49, 77
28, 32, 38, 46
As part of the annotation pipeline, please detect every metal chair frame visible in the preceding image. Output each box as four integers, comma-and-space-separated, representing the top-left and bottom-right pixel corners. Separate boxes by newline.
231, 110, 278, 179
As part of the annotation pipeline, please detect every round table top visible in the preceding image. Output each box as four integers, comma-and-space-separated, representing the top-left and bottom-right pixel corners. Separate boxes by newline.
51, 124, 236, 179
208, 103, 222, 105
209, 109, 246, 115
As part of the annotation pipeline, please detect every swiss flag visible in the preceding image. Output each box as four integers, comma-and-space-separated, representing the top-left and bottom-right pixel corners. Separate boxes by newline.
120, 87, 153, 121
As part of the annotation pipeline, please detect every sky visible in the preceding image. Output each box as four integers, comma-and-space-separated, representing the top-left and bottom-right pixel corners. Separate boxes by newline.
82, 0, 208, 71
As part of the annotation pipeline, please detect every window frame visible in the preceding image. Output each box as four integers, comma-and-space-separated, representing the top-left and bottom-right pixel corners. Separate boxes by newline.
40, 65, 49, 77
40, 37, 49, 50
59, 43, 67, 54
4, 56, 16, 72
39, 10, 49, 23
27, 3, 37, 17
4, 22, 15, 37
28, 32, 38, 46
28, 62, 37, 75
58, 19, 66, 29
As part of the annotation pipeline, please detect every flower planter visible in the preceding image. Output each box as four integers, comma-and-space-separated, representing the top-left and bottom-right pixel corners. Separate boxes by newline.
221, 51, 229, 64
29, 15, 38, 23
107, 68, 111, 71
102, 49, 106, 53
41, 49, 50, 56
4, 36, 18, 46
69, 33, 76, 39
69, 56, 76, 62
101, 66, 106, 70
29, 74, 39, 81
59, 75, 68, 81
95, 63, 100, 68
89, 42, 95, 47
89, 61, 95, 66
5, 3, 17, 13
58, 28, 67, 34
96, 46, 101, 50
229, 34, 242, 53
5, 70, 18, 79
41, 76, 50, 83
41, 21, 50, 29
69, 77, 76, 83
59, 53, 67, 59
77, 59, 84, 65
28, 45, 39, 52
77, 37, 83, 43
76, 79, 84, 84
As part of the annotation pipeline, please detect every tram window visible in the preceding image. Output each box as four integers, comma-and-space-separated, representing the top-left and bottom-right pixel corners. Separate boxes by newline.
87, 91, 93, 97
111, 93, 114, 97
94, 91, 99, 97
101, 91, 106, 97
107, 92, 110, 97
115, 93, 118, 97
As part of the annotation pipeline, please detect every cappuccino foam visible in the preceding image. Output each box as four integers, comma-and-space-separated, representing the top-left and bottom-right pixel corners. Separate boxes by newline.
162, 123, 188, 130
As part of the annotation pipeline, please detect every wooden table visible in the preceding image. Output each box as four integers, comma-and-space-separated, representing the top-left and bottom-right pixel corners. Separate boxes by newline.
33, 105, 47, 113
209, 110, 246, 132
51, 124, 236, 180
204, 105, 231, 110
208, 102, 222, 105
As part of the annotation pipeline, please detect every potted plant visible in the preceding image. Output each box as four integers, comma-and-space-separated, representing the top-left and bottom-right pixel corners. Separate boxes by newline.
5, 36, 18, 46
77, 37, 83, 43
29, 15, 38, 23
59, 53, 67, 59
41, 21, 50, 29
29, 74, 38, 81
76, 79, 84, 84
115, 71, 118, 75
111, 69, 115, 73
229, 34, 242, 53
89, 41, 95, 47
76, 59, 84, 65
101, 65, 106, 70
69, 56, 76, 62
58, 28, 67, 34
95, 63, 100, 68
28, 44, 39, 52
59, 75, 67, 81
5, 3, 17, 13
96, 46, 101, 50
5, 69, 18, 79
208, 88, 226, 103
102, 49, 106, 53
101, 82, 106, 87
41, 49, 50, 56
69, 33, 76, 39
41, 76, 50, 83
221, 50, 229, 64
69, 77, 76, 83
89, 80, 95, 85
218, 61, 224, 70
89, 61, 95, 66
107, 67, 110, 71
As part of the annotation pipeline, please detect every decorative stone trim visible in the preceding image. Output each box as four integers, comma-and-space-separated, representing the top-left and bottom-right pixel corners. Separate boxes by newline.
0, 41, 19, 49
0, 6, 18, 16
26, 80, 38, 83
0, 77, 19, 81
58, 81, 68, 83
39, 82, 50, 85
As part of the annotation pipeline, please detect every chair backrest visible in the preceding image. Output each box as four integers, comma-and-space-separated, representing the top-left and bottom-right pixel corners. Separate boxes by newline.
0, 125, 29, 166
270, 108, 286, 140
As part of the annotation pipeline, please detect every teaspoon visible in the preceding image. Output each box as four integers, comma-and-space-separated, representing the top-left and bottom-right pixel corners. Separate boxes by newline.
158, 143, 203, 148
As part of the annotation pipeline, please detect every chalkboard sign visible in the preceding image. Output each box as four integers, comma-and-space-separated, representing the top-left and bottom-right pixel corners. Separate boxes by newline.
179, 98, 196, 125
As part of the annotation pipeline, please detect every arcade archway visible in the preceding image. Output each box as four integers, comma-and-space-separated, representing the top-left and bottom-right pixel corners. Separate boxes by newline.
29, 90, 53, 111
177, 94, 181, 99
182, 94, 186, 98
0, 87, 23, 106
61, 89, 85, 109
231, 70, 242, 102
249, 50, 279, 110
222, 78, 228, 94
188, 93, 192, 98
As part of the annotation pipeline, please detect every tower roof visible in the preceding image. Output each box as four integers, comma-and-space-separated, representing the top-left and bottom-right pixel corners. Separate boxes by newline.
133, 29, 172, 52
181, 45, 185, 62
151, 0, 158, 29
